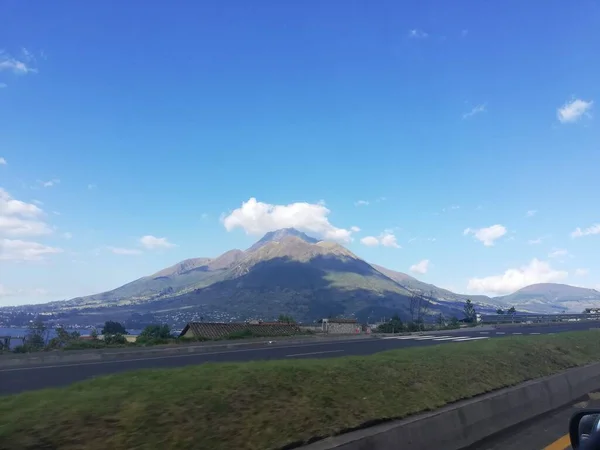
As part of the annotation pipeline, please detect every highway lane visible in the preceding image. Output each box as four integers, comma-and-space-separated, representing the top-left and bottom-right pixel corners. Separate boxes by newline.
466, 392, 600, 450
0, 321, 597, 395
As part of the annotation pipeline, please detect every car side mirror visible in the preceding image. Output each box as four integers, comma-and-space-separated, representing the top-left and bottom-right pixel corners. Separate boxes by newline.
570, 410, 600, 449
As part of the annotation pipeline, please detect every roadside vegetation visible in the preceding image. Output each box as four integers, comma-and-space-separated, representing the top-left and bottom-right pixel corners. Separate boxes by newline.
0, 331, 599, 450
3, 317, 307, 354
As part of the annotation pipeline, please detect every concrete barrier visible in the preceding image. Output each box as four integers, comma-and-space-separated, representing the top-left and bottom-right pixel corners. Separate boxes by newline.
301, 362, 600, 450
0, 333, 374, 368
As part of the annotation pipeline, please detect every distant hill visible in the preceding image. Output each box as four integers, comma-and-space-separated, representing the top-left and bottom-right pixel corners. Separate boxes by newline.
494, 283, 600, 313
8, 228, 597, 325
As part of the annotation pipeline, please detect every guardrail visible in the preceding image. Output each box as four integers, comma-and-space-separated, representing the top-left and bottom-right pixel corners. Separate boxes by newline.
481, 313, 600, 324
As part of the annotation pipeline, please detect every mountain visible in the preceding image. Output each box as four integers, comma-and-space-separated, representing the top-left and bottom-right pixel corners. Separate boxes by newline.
372, 265, 499, 312
495, 283, 600, 314
8, 228, 596, 326
247, 228, 319, 252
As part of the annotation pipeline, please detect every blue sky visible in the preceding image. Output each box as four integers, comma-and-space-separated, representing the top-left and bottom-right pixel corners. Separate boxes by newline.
1, 0, 599, 305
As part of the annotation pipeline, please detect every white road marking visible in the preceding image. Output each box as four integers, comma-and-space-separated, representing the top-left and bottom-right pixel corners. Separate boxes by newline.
479, 332, 489, 334
530, 332, 541, 335
452, 337, 490, 342
285, 350, 344, 357
431, 337, 462, 341
0, 340, 367, 373
382, 336, 416, 340
512, 332, 523, 335
496, 332, 505, 335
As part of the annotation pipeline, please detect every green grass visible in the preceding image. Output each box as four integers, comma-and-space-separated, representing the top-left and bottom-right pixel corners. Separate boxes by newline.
1, 331, 600, 450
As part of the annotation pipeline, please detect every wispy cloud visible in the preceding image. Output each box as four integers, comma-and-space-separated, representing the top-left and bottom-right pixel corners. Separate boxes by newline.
408, 29, 428, 39
441, 205, 460, 212
354, 200, 369, 206
107, 246, 142, 256
39, 178, 60, 188
139, 235, 175, 250
464, 224, 507, 246
557, 98, 593, 123
410, 259, 431, 274
87, 184, 96, 190
0, 83, 6, 89
575, 268, 589, 277
360, 230, 401, 248
548, 248, 568, 258
0, 48, 38, 75
526, 209, 537, 217
463, 103, 486, 119
461, 29, 469, 37
0, 157, 6, 165
571, 224, 600, 238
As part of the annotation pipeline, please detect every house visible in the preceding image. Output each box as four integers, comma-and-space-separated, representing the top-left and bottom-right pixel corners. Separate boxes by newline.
179, 322, 301, 340
321, 318, 361, 334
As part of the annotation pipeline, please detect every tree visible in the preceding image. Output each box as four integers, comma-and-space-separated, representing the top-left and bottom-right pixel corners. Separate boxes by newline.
376, 314, 404, 333
278, 314, 296, 324
101, 321, 128, 335
507, 306, 516, 315
90, 327, 99, 340
138, 324, 172, 341
436, 313, 445, 328
104, 333, 127, 345
25, 319, 47, 350
463, 299, 477, 323
47, 326, 80, 349
409, 292, 431, 324
449, 316, 460, 329
496, 308, 505, 315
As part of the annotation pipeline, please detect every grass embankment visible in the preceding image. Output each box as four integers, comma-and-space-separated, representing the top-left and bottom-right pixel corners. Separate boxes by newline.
1, 331, 600, 450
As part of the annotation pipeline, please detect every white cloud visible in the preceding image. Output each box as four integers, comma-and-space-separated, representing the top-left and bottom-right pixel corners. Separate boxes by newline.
575, 268, 589, 277
463, 103, 486, 119
40, 178, 60, 188
139, 235, 175, 250
463, 224, 507, 246
467, 258, 568, 295
441, 205, 460, 212
108, 246, 142, 255
0, 238, 62, 261
0, 49, 38, 75
350, 226, 361, 232
62, 232, 72, 240
0, 284, 49, 298
557, 98, 593, 123
0, 157, 6, 165
360, 231, 401, 248
461, 29, 468, 37
408, 29, 428, 39
0, 188, 52, 237
528, 238, 542, 245
87, 184, 96, 190
0, 216, 52, 237
571, 224, 600, 238
360, 236, 379, 247
0, 188, 43, 217
354, 200, 369, 206
410, 259, 430, 275
526, 210, 537, 217
548, 248, 568, 258
380, 232, 400, 248
0, 83, 6, 89
222, 197, 355, 242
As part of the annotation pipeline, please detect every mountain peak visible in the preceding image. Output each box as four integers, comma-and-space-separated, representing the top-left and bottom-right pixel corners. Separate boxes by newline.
247, 228, 320, 252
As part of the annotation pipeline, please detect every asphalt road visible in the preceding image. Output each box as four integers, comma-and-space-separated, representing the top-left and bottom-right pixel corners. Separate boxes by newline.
466, 391, 600, 450
0, 321, 597, 395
